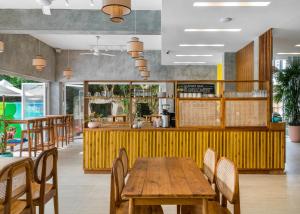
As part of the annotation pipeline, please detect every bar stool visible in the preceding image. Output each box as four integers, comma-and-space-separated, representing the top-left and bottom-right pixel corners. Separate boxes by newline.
53, 116, 67, 148
20, 118, 45, 157
42, 117, 56, 149
66, 115, 74, 144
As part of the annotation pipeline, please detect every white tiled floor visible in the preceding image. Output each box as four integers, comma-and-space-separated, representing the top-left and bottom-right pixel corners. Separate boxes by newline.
43, 137, 300, 214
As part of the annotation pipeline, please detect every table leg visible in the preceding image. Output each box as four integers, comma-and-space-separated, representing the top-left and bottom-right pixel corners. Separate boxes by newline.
202, 199, 208, 214
129, 198, 135, 214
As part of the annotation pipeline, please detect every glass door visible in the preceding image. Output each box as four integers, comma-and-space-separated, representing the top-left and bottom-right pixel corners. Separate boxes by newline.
22, 83, 47, 119
64, 83, 84, 136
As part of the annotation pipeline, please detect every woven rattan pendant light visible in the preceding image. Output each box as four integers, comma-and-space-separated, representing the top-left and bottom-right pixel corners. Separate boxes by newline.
140, 70, 150, 80
0, 41, 4, 53
135, 57, 147, 70
32, 40, 46, 72
127, 11, 143, 58
63, 50, 73, 79
101, 0, 131, 23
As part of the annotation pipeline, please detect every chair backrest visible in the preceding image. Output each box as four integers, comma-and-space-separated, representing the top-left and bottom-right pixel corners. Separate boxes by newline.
34, 147, 58, 184
203, 148, 218, 184
216, 157, 240, 213
110, 158, 125, 212
0, 158, 33, 212
118, 148, 129, 177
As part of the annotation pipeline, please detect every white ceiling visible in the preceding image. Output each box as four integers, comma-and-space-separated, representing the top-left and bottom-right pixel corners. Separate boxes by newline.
31, 34, 161, 50
162, 0, 300, 65
0, 0, 162, 10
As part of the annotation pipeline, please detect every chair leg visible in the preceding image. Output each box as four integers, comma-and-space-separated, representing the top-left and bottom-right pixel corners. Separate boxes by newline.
177, 205, 181, 214
39, 203, 45, 214
54, 192, 59, 214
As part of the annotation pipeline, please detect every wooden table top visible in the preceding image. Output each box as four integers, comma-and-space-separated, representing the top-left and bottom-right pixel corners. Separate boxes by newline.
122, 157, 215, 199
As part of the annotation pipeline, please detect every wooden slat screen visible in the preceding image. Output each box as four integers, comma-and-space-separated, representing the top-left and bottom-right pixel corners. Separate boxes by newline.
236, 42, 254, 91
259, 29, 273, 82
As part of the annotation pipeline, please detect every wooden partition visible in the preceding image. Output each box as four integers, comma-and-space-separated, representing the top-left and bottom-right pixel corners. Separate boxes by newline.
84, 127, 285, 174
236, 42, 254, 91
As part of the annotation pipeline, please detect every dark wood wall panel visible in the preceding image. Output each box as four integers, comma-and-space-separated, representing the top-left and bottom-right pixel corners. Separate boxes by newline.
259, 29, 273, 82
236, 42, 254, 91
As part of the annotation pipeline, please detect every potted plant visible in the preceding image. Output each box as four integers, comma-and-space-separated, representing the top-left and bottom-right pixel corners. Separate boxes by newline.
0, 121, 13, 157
274, 61, 300, 142
86, 112, 102, 128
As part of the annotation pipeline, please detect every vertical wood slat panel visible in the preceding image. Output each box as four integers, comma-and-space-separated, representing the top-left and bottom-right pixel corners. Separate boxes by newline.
83, 129, 285, 173
236, 42, 254, 92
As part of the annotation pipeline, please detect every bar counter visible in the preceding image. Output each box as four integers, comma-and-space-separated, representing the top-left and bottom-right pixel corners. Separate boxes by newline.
83, 124, 286, 174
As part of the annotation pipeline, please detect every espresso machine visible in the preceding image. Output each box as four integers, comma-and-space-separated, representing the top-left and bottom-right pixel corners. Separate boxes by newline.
161, 104, 170, 128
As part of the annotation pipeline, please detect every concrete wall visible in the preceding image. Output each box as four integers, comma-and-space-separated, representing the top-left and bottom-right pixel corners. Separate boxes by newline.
0, 34, 56, 81
223, 52, 237, 91
56, 50, 217, 81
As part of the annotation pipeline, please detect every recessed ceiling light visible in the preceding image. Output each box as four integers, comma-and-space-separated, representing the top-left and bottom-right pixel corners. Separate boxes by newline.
295, 44, 300, 47
90, 0, 95, 6
277, 53, 300, 55
176, 54, 213, 57
220, 17, 233, 23
65, 0, 70, 7
193, 2, 271, 7
179, 44, 224, 47
174, 62, 207, 64
185, 29, 241, 32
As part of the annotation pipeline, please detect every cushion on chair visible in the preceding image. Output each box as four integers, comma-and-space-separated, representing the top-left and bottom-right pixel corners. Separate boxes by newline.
181, 201, 231, 214
7, 139, 28, 144
31, 182, 53, 200
0, 200, 27, 214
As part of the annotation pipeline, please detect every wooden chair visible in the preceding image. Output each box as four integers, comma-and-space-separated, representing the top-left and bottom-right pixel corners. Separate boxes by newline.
118, 148, 129, 178
181, 157, 240, 214
31, 148, 59, 214
110, 158, 164, 214
0, 158, 34, 214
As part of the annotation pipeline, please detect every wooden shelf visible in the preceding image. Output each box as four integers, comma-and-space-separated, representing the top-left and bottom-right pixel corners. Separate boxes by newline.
132, 96, 175, 99
177, 97, 221, 100
84, 96, 130, 100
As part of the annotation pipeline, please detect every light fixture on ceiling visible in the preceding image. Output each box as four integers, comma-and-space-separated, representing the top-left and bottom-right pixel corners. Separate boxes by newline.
220, 17, 233, 23
101, 0, 131, 23
174, 62, 207, 64
175, 54, 213, 57
90, 0, 95, 6
65, 0, 69, 7
179, 44, 224, 47
295, 44, 300, 47
277, 52, 300, 55
193, 2, 271, 7
140, 70, 150, 80
135, 57, 148, 69
63, 50, 73, 80
127, 37, 144, 58
127, 11, 144, 58
0, 41, 4, 53
32, 40, 47, 71
184, 29, 241, 32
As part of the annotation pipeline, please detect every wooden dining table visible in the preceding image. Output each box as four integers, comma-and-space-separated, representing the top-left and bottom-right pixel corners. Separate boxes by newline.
122, 157, 216, 214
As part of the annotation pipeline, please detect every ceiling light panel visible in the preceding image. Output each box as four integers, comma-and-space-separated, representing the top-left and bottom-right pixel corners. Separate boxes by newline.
185, 29, 241, 32
174, 62, 207, 64
193, 2, 271, 7
277, 53, 300, 55
179, 44, 224, 47
295, 44, 300, 47
175, 54, 213, 57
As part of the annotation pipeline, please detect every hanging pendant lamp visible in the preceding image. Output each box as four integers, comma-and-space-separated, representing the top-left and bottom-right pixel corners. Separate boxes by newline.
0, 41, 4, 53
101, 0, 131, 23
140, 70, 150, 80
135, 57, 147, 69
127, 37, 143, 58
32, 40, 46, 71
63, 50, 73, 80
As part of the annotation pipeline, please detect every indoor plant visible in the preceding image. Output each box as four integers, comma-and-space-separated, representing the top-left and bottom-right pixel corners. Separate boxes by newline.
274, 61, 300, 142
86, 112, 102, 128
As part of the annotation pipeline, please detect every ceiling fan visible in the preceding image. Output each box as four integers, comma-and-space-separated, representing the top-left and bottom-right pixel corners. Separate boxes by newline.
80, 36, 116, 57
36, 0, 54, 15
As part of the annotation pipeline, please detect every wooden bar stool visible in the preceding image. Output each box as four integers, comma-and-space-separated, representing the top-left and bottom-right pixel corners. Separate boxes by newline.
42, 117, 56, 150
52, 116, 67, 148
0, 158, 34, 214
66, 115, 74, 144
20, 118, 45, 157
